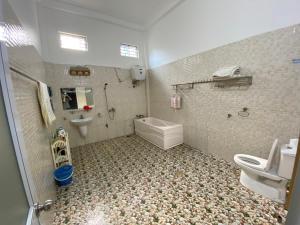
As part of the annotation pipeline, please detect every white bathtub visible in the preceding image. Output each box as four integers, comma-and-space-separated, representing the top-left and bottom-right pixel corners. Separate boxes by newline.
134, 117, 183, 150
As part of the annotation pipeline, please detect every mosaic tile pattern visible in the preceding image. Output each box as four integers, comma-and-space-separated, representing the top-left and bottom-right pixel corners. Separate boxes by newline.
53, 135, 287, 225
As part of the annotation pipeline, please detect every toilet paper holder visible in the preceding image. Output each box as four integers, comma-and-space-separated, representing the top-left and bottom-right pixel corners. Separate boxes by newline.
238, 107, 249, 117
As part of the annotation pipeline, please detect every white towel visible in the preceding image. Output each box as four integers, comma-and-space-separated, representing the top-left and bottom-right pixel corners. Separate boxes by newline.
213, 66, 240, 78
37, 81, 56, 128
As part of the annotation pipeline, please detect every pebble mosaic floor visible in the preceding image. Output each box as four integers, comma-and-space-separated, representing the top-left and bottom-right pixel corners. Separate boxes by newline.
53, 135, 287, 225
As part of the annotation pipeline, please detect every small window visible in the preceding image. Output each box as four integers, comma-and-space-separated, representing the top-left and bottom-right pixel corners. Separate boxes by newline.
120, 43, 139, 58
59, 32, 88, 51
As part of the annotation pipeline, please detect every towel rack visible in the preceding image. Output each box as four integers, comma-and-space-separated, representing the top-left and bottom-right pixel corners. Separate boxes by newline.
171, 76, 252, 91
10, 66, 39, 83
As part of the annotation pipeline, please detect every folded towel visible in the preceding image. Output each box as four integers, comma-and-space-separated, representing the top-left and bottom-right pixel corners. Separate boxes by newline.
213, 66, 240, 78
37, 81, 56, 127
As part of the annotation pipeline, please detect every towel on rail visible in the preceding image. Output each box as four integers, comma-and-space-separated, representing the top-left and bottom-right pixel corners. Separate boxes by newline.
37, 81, 56, 127
213, 66, 240, 78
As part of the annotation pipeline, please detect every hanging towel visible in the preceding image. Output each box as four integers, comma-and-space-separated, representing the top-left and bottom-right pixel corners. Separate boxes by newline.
170, 94, 181, 109
37, 81, 56, 128
213, 66, 240, 78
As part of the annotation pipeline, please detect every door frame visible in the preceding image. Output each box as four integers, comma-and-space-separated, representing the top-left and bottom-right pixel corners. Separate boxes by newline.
0, 41, 39, 224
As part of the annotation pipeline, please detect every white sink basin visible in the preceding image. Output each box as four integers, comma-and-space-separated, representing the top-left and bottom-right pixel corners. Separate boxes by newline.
71, 117, 93, 137
71, 117, 93, 126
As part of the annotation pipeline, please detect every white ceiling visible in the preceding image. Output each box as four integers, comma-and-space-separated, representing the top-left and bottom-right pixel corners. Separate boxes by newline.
38, 0, 184, 30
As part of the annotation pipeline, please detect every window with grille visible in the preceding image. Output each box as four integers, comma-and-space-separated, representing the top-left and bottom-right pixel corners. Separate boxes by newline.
120, 43, 139, 58
59, 32, 88, 51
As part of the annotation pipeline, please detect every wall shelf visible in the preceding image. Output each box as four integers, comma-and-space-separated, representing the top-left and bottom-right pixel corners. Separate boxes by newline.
171, 76, 252, 90
51, 133, 72, 168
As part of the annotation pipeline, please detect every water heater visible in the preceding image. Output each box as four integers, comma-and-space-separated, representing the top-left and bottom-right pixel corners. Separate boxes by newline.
131, 65, 145, 81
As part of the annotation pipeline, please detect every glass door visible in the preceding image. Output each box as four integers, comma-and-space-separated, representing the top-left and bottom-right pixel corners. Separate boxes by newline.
0, 68, 38, 224
0, 83, 30, 224
0, 0, 56, 223
0, 39, 53, 224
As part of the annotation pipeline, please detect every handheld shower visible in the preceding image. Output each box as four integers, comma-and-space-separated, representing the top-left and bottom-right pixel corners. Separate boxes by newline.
103, 83, 116, 120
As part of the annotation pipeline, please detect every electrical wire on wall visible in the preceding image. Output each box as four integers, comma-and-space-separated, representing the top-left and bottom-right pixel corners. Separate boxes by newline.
114, 67, 123, 83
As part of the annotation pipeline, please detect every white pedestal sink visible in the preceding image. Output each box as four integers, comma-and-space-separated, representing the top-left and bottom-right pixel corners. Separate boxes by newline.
71, 117, 93, 137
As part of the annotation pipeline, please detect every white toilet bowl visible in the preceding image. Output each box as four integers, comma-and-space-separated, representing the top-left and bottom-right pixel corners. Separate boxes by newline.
234, 139, 297, 203
234, 154, 267, 171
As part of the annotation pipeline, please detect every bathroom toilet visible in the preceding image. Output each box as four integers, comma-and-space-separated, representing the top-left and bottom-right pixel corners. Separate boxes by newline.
234, 139, 298, 203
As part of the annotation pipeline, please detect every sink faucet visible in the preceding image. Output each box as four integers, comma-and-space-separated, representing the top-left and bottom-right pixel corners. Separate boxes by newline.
80, 115, 84, 119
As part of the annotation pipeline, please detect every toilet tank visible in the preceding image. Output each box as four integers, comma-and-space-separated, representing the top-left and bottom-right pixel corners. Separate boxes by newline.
278, 142, 297, 179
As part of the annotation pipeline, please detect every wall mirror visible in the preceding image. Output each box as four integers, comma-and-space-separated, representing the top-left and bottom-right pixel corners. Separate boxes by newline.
61, 87, 94, 110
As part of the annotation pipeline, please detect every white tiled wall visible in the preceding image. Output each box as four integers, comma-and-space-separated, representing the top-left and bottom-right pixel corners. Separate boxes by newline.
149, 24, 300, 162
45, 63, 147, 148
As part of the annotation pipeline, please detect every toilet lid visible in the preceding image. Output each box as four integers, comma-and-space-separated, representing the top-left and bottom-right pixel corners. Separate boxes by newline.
265, 139, 278, 172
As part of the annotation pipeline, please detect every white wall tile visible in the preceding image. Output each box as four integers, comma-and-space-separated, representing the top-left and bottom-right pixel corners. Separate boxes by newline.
149, 24, 300, 162
45, 63, 147, 148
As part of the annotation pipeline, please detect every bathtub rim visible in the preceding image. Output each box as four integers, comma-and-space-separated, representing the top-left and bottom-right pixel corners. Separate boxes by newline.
134, 117, 182, 130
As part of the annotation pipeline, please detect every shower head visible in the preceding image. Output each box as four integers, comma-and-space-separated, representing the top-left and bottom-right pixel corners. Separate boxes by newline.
104, 83, 108, 90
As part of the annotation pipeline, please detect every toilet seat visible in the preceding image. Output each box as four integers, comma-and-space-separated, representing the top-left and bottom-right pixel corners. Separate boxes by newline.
234, 154, 267, 171
234, 139, 278, 172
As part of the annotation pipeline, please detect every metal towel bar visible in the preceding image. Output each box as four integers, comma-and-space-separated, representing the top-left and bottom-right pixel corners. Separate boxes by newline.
171, 76, 252, 91
10, 66, 39, 83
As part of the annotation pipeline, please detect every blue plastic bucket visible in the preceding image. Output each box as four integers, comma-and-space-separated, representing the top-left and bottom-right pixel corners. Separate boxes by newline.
54, 165, 73, 187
